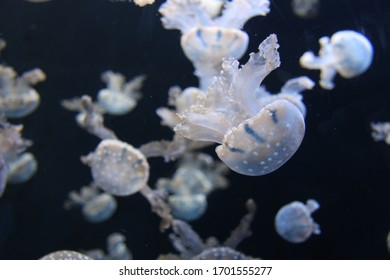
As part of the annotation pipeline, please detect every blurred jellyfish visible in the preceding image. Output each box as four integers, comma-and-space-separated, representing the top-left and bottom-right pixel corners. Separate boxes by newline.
159, 199, 257, 259
371, 122, 390, 145
159, 0, 270, 90
81, 139, 149, 196
156, 153, 229, 221
7, 152, 38, 184
86, 233, 133, 260
40, 250, 92, 260
291, 0, 320, 19
175, 34, 313, 176
0, 65, 46, 118
275, 199, 321, 243
97, 71, 145, 116
64, 182, 117, 223
0, 155, 8, 197
300, 30, 373, 89
133, 0, 155, 6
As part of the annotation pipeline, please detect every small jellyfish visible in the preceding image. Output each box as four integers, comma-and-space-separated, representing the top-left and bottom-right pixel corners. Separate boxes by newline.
175, 35, 310, 176
81, 139, 149, 196
0, 65, 46, 118
64, 183, 117, 223
291, 0, 320, 19
40, 250, 92, 260
7, 152, 38, 184
371, 122, 390, 145
275, 199, 321, 243
300, 30, 373, 89
159, 0, 270, 90
86, 233, 133, 260
97, 71, 145, 116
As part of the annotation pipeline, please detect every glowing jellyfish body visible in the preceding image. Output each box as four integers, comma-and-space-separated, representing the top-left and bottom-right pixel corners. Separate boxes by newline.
300, 30, 373, 89
159, 0, 270, 90
175, 35, 311, 176
7, 152, 38, 184
275, 199, 321, 243
40, 251, 92, 260
291, 0, 320, 18
81, 139, 149, 196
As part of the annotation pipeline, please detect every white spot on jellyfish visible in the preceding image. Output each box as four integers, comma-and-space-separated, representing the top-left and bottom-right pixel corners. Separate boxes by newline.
175, 34, 307, 176
300, 30, 373, 89
81, 139, 149, 196
275, 199, 321, 243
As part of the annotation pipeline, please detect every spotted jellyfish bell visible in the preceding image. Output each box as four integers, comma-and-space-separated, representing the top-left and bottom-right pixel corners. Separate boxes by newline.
300, 30, 373, 89
175, 34, 305, 176
275, 199, 321, 243
81, 139, 150, 196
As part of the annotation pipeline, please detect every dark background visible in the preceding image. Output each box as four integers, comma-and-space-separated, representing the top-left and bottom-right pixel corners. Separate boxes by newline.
0, 0, 389, 259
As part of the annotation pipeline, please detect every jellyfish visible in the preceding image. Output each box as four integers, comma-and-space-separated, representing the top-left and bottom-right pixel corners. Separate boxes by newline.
97, 71, 145, 116
175, 34, 312, 176
7, 152, 38, 184
81, 139, 149, 196
275, 199, 321, 243
86, 233, 133, 260
371, 122, 390, 145
291, 0, 320, 19
0, 65, 46, 118
159, 0, 270, 90
156, 153, 229, 221
300, 30, 373, 89
64, 183, 117, 223
159, 199, 257, 260
40, 250, 92, 260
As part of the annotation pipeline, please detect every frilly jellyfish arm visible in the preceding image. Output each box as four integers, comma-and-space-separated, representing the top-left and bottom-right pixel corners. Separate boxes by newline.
16, 68, 46, 91
61, 95, 118, 140
224, 199, 256, 249
216, 0, 270, 28
139, 185, 173, 231
159, 0, 214, 32
0, 154, 8, 197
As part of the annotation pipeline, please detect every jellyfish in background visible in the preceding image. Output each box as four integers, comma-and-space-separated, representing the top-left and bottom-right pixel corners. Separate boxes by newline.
371, 122, 390, 145
86, 233, 133, 260
159, 0, 270, 90
275, 199, 321, 243
291, 0, 320, 19
300, 30, 373, 90
64, 182, 117, 223
175, 34, 313, 176
97, 71, 146, 116
40, 251, 92, 260
156, 153, 229, 221
159, 199, 257, 260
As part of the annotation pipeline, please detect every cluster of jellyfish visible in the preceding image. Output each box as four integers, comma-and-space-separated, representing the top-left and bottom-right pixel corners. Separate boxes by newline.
2, 0, 377, 259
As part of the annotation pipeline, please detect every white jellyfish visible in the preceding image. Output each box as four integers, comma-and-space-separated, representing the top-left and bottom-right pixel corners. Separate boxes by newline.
7, 152, 38, 184
291, 0, 320, 19
81, 139, 149, 196
86, 233, 133, 260
64, 183, 117, 223
371, 122, 390, 145
300, 30, 373, 89
275, 199, 321, 243
0, 65, 45, 118
159, 0, 270, 90
175, 35, 312, 176
40, 250, 92, 260
97, 71, 145, 116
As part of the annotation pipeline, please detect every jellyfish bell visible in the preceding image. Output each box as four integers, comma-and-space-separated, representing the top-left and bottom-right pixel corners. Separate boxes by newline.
81, 139, 149, 196
216, 99, 305, 176
97, 88, 136, 116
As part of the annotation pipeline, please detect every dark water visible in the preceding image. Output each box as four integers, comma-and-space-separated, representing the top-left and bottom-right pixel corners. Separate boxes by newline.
0, 0, 389, 259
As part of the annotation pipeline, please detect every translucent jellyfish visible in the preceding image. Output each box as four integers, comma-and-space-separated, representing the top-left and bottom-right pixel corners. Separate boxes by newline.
7, 152, 38, 184
81, 139, 149, 196
97, 71, 145, 116
300, 30, 373, 89
371, 122, 390, 145
156, 153, 229, 221
159, 0, 270, 90
0, 65, 46, 118
291, 0, 320, 19
159, 199, 257, 260
40, 250, 92, 260
62, 95, 117, 140
275, 199, 321, 243
86, 233, 133, 260
175, 35, 311, 176
64, 183, 117, 223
